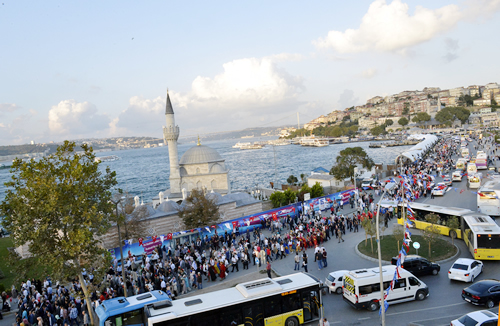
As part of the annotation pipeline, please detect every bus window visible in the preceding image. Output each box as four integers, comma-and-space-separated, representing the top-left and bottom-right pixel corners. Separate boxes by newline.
301, 290, 312, 321
282, 292, 301, 312
359, 285, 373, 295
220, 307, 242, 326
477, 234, 500, 249
263, 295, 282, 318
122, 309, 143, 326
243, 304, 264, 326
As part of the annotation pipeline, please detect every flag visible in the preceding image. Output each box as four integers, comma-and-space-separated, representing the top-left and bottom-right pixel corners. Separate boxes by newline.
128, 239, 133, 245
166, 233, 172, 240
205, 227, 211, 232
138, 238, 143, 246
160, 235, 164, 243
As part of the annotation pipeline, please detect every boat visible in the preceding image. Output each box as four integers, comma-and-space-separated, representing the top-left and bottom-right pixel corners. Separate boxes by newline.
95, 155, 120, 163
232, 142, 251, 149
240, 144, 263, 150
268, 139, 291, 146
241, 135, 254, 139
299, 136, 329, 147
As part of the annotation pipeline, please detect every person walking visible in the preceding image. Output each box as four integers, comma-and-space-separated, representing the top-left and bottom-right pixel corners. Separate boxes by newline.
266, 261, 272, 279
322, 249, 328, 268
294, 252, 300, 271
338, 227, 344, 243
316, 251, 323, 270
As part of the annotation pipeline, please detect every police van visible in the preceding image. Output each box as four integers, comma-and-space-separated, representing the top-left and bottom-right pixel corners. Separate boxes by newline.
342, 265, 429, 311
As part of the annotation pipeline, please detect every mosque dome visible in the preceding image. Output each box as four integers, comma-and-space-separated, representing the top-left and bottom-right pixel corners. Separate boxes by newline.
179, 145, 224, 165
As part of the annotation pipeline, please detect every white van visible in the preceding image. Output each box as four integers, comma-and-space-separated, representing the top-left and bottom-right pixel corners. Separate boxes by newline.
467, 163, 477, 174
343, 265, 429, 311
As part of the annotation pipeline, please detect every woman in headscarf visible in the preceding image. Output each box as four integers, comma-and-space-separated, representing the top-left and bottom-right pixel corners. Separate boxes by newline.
219, 261, 226, 280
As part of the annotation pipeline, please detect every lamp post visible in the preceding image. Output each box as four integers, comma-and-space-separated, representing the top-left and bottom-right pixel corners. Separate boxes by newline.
111, 196, 127, 297
376, 182, 396, 326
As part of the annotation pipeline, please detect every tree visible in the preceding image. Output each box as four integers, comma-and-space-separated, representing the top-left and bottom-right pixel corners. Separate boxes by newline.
370, 125, 386, 136
298, 183, 311, 202
287, 175, 298, 185
361, 218, 376, 253
270, 191, 286, 208
330, 147, 375, 185
300, 173, 306, 185
392, 225, 405, 252
311, 182, 324, 198
398, 117, 409, 127
384, 119, 394, 126
435, 107, 471, 125
283, 188, 298, 204
112, 194, 148, 247
423, 213, 441, 257
402, 106, 410, 116
0, 141, 117, 326
446, 216, 460, 246
178, 189, 220, 229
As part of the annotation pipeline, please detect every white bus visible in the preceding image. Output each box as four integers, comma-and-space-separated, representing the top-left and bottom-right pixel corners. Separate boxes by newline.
477, 180, 500, 217
145, 273, 322, 326
476, 152, 488, 170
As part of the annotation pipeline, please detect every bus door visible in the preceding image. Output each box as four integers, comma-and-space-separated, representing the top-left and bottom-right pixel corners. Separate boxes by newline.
301, 289, 320, 322
242, 304, 264, 326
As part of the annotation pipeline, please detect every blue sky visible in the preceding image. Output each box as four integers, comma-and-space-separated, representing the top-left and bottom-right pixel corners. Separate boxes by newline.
1, 0, 500, 145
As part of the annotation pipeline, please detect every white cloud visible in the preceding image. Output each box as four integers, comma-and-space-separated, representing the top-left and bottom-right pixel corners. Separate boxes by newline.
115, 56, 306, 136
48, 100, 111, 137
361, 68, 378, 79
313, 0, 485, 54
0, 103, 21, 113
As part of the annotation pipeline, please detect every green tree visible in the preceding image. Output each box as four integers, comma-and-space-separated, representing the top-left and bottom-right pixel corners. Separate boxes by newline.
402, 106, 410, 116
423, 213, 441, 257
330, 147, 375, 185
384, 119, 394, 126
0, 141, 117, 326
398, 117, 409, 126
283, 188, 298, 204
287, 175, 298, 185
370, 125, 386, 136
270, 191, 286, 208
178, 189, 220, 229
392, 225, 405, 252
361, 218, 376, 253
298, 183, 311, 202
311, 182, 324, 198
445, 216, 460, 246
435, 107, 471, 126
300, 173, 306, 185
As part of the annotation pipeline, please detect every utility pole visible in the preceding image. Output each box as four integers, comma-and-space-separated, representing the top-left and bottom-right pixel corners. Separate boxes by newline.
111, 196, 127, 297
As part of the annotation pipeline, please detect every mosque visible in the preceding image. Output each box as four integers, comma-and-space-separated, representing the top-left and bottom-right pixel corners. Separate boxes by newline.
157, 91, 230, 202
99, 92, 263, 250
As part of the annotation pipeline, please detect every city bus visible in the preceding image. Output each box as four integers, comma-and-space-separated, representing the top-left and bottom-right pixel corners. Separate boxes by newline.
396, 202, 500, 260
463, 214, 500, 260
95, 290, 171, 326
477, 180, 500, 217
476, 152, 488, 170
145, 273, 322, 326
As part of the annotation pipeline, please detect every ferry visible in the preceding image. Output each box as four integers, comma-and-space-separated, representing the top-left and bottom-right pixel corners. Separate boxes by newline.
240, 144, 263, 150
94, 155, 120, 163
232, 142, 251, 149
299, 137, 329, 147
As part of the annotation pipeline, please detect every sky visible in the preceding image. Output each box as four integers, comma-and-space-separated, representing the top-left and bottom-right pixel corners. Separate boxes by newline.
1, 0, 500, 145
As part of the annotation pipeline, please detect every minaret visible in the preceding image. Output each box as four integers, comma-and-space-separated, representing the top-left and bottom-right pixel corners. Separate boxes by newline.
163, 91, 181, 194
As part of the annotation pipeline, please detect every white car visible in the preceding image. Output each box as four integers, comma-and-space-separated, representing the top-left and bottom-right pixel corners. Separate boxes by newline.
451, 310, 498, 326
443, 177, 452, 186
432, 183, 448, 196
325, 270, 349, 294
448, 258, 483, 282
452, 170, 463, 181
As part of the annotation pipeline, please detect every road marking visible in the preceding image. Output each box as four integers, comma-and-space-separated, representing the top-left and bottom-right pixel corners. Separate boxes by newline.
358, 317, 371, 320
385, 301, 467, 316
409, 312, 464, 323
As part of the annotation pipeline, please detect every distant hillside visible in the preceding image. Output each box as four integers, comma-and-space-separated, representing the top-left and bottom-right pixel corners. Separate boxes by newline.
181, 126, 286, 142
0, 144, 59, 156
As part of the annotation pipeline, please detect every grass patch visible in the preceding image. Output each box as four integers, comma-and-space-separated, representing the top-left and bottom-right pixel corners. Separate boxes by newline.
358, 234, 457, 262
0, 236, 15, 290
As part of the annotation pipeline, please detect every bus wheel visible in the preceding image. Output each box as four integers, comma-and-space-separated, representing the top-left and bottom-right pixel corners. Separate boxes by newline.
285, 317, 299, 326
416, 290, 426, 301
368, 300, 379, 311
449, 230, 457, 239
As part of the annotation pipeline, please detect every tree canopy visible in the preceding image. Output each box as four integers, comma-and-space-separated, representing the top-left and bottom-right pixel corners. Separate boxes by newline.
435, 106, 470, 125
412, 112, 431, 124
178, 189, 220, 229
311, 182, 324, 198
0, 141, 118, 325
330, 147, 375, 184
398, 117, 409, 126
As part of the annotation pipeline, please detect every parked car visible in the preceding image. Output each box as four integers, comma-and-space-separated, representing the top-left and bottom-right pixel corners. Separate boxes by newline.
432, 183, 448, 196
325, 270, 349, 294
391, 255, 440, 276
462, 279, 500, 308
451, 310, 498, 326
448, 258, 483, 282
443, 177, 452, 186
361, 178, 375, 189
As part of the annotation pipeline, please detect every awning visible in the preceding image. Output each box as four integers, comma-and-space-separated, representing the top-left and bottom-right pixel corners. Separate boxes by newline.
396, 134, 439, 163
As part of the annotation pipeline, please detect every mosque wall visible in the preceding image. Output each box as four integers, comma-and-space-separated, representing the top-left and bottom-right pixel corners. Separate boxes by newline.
181, 173, 229, 192
99, 201, 262, 250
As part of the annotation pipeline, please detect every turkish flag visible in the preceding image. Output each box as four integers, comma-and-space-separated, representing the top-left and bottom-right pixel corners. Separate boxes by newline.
138, 238, 143, 246
166, 233, 172, 240
152, 235, 157, 242
232, 221, 238, 228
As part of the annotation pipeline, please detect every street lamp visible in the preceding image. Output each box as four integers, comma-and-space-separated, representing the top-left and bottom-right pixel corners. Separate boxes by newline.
375, 182, 396, 326
111, 196, 127, 297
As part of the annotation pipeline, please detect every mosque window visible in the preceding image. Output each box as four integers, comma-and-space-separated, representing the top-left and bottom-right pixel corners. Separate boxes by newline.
197, 181, 202, 189
211, 180, 217, 189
